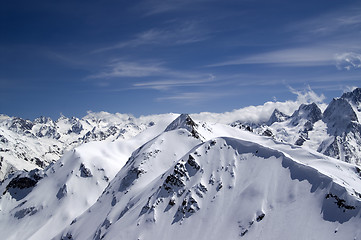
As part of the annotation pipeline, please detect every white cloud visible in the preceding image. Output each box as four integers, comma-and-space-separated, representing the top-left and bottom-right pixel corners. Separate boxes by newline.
88, 60, 217, 91
208, 47, 335, 67
288, 86, 325, 104
88, 60, 166, 79
335, 52, 361, 70
343, 85, 358, 93
191, 87, 326, 124
134, 74, 216, 90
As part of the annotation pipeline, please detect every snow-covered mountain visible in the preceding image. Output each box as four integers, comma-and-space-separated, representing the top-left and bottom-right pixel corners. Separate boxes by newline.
0, 112, 168, 180
259, 88, 361, 165
0, 114, 177, 240
0, 113, 360, 240
2, 88, 361, 182
0, 88, 361, 239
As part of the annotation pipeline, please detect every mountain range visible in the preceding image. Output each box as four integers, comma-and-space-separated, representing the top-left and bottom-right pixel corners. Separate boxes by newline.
0, 88, 360, 239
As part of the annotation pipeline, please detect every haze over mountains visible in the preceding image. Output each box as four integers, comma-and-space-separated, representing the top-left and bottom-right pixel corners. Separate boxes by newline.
0, 88, 361, 239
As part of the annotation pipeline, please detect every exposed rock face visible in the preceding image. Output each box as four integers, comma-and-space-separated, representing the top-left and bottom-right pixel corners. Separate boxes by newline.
317, 91, 361, 164
165, 114, 202, 139
341, 87, 361, 106
290, 102, 323, 126
323, 98, 358, 136
267, 109, 290, 126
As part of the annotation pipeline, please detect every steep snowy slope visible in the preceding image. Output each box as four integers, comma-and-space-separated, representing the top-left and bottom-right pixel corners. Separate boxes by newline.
55, 116, 361, 240
0, 114, 178, 240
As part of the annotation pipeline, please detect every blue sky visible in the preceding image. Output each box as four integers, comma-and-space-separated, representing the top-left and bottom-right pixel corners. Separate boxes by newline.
1, 0, 361, 120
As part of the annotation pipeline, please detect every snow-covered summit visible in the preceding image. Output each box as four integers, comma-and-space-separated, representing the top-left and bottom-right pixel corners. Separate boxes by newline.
56, 131, 361, 240
164, 113, 201, 139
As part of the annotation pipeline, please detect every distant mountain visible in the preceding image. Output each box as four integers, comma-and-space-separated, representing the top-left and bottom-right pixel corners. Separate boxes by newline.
254, 88, 361, 165
266, 108, 290, 126
0, 112, 168, 180
2, 88, 361, 183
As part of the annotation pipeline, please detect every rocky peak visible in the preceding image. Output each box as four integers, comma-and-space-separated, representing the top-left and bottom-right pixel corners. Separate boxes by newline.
266, 109, 290, 125
34, 116, 53, 125
323, 98, 358, 136
290, 102, 322, 126
341, 87, 361, 105
9, 117, 34, 132
165, 114, 200, 139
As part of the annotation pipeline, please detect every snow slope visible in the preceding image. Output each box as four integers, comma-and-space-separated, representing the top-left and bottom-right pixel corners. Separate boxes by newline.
1, 90, 361, 239
0, 114, 178, 240
53, 115, 361, 240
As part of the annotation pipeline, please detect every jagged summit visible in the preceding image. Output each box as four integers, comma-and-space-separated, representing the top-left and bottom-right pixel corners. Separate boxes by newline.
290, 102, 322, 126
255, 88, 361, 165
341, 87, 361, 105
323, 98, 358, 135
165, 114, 201, 139
266, 108, 290, 126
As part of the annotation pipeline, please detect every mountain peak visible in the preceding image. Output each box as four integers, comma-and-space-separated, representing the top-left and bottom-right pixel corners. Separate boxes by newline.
165, 114, 200, 139
341, 87, 361, 105
266, 108, 290, 125
323, 97, 358, 135
290, 102, 322, 126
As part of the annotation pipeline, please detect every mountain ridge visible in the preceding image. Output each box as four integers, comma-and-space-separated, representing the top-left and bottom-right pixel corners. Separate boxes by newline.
0, 108, 361, 239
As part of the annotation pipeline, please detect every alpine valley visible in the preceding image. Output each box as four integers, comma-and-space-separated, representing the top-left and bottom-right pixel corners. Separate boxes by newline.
0, 88, 361, 240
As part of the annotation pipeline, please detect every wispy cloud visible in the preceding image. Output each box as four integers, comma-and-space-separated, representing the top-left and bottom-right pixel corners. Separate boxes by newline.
156, 90, 229, 102
88, 60, 166, 79
88, 59, 217, 91
288, 5, 361, 38
288, 85, 325, 104
343, 85, 359, 93
208, 47, 335, 67
93, 21, 208, 53
134, 74, 216, 90
207, 4, 361, 69
335, 52, 361, 70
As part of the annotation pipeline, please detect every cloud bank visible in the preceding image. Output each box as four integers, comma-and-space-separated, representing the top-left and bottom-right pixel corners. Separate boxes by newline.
191, 87, 326, 124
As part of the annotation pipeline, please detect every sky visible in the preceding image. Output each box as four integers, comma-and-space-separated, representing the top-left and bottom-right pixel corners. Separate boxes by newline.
1, 0, 361, 120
